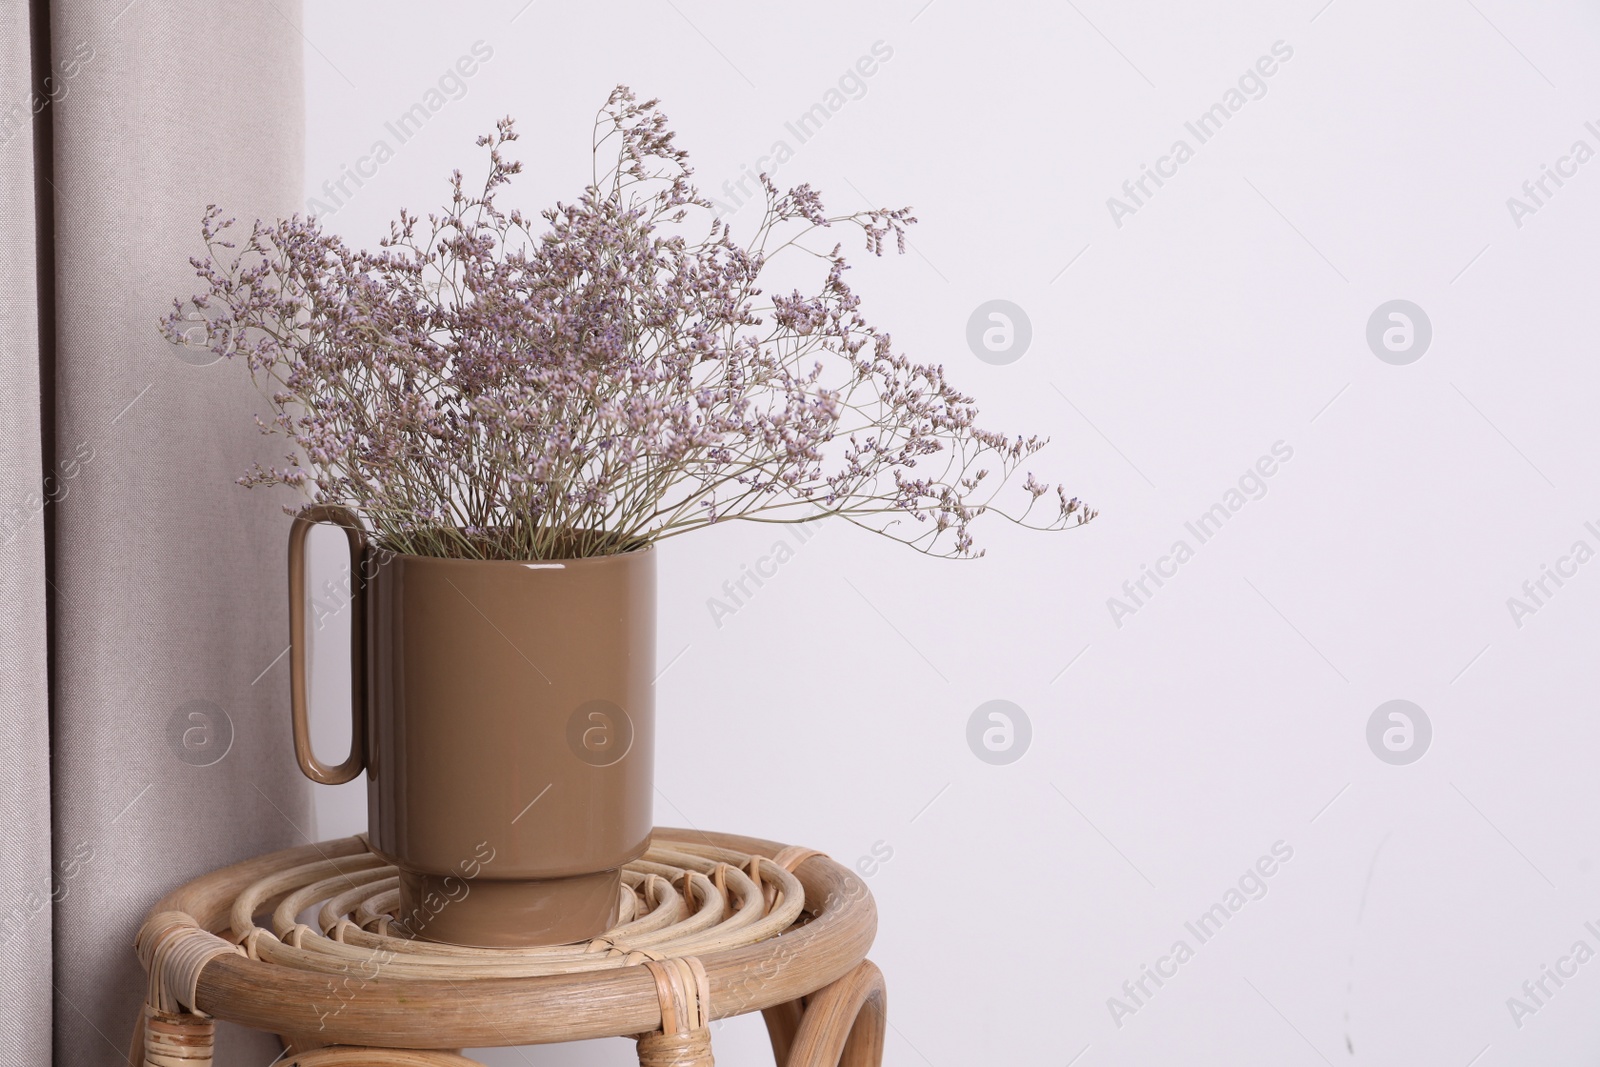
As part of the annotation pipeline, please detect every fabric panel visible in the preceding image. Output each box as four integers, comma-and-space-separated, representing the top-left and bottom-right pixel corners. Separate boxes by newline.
49, 2, 311, 1061
0, 0, 55, 1060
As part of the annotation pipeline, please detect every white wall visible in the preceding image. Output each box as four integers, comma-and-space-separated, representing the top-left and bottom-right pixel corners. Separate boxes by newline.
294, 1, 1600, 1062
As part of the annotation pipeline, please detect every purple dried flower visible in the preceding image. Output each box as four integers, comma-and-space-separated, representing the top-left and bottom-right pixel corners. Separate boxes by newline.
162, 89, 1095, 560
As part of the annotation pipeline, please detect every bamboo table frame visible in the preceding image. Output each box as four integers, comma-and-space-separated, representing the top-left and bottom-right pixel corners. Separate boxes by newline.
129, 828, 885, 1066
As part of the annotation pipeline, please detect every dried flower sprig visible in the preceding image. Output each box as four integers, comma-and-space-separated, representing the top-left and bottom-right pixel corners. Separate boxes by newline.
163, 87, 1095, 560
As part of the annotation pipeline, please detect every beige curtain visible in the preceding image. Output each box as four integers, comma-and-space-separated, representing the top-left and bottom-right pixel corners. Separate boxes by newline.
0, 2, 53, 1062
1, 1, 314, 1061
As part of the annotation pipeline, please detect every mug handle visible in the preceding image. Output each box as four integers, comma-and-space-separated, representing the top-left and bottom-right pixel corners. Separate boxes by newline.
287, 504, 367, 785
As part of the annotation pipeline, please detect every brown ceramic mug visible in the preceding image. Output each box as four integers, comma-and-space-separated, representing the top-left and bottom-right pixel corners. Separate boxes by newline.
287, 505, 655, 947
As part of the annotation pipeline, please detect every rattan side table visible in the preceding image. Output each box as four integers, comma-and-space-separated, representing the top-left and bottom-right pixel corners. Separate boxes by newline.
129, 828, 884, 1066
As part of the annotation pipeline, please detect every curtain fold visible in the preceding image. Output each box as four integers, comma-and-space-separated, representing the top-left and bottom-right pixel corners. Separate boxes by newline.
24, 1, 313, 1061
0, 0, 54, 1062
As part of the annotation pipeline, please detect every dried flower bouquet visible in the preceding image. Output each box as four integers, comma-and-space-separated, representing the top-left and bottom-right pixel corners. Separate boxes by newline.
165, 87, 1094, 560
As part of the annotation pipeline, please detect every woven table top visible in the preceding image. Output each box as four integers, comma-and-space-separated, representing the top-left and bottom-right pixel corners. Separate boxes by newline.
221, 834, 808, 977
133, 827, 877, 1049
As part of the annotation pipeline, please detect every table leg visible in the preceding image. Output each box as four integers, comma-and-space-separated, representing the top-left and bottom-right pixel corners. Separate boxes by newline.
784, 961, 886, 1067
635, 1026, 716, 1066
140, 1005, 216, 1067
762, 997, 805, 1063
635, 956, 716, 1066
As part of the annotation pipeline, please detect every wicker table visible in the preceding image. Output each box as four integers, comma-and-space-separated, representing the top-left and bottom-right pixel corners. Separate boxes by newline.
129, 828, 883, 1066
